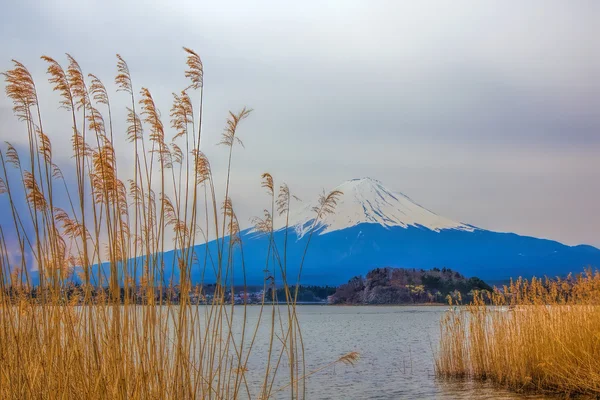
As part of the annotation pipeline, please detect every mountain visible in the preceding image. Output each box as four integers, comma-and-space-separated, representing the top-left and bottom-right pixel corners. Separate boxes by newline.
168, 178, 600, 285
272, 177, 475, 236
328, 266, 493, 305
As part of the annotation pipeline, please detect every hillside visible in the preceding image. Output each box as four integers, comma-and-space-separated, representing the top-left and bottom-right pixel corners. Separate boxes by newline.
329, 267, 492, 304
90, 177, 600, 286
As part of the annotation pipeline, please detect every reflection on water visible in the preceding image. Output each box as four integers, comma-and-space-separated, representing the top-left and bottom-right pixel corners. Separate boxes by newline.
229, 305, 548, 399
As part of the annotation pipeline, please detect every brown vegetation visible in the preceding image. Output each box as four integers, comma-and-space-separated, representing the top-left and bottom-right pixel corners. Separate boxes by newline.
436, 270, 600, 396
330, 267, 491, 304
0, 49, 355, 399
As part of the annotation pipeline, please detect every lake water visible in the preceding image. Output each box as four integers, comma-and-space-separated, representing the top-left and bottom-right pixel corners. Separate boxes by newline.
242, 305, 546, 400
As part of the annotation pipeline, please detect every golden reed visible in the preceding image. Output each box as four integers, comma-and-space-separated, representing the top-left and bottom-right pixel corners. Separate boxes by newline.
0, 49, 355, 399
436, 270, 600, 396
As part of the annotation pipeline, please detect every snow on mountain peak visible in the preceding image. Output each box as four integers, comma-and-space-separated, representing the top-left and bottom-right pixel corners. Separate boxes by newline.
274, 177, 475, 237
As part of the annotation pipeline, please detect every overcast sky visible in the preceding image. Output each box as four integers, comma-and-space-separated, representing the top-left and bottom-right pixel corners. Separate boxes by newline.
1, 0, 599, 246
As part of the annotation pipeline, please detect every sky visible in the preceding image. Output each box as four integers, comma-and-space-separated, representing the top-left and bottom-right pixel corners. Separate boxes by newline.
0, 0, 599, 246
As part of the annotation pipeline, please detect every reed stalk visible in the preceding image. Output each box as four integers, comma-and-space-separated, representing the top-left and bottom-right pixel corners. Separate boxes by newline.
436, 270, 600, 396
0, 49, 356, 399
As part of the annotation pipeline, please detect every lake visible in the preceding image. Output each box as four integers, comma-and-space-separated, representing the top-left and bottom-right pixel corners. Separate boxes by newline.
240, 305, 546, 399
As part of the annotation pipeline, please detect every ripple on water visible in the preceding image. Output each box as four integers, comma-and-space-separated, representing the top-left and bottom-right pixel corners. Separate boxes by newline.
233, 305, 550, 399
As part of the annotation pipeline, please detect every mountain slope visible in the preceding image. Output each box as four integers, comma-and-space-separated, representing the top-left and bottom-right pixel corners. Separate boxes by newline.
181, 178, 600, 285
273, 177, 474, 237
111, 177, 600, 287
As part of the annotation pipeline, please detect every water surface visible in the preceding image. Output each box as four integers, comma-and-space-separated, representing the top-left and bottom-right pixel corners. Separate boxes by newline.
250, 305, 545, 399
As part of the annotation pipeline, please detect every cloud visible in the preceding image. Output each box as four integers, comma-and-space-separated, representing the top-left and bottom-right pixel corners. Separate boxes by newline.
0, 0, 598, 246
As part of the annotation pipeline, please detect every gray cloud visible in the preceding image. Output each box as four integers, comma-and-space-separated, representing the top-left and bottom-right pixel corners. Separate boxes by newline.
0, 0, 599, 246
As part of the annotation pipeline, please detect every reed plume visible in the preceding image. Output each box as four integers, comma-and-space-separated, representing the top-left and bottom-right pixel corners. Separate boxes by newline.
183, 47, 203, 90
313, 189, 343, 218
436, 270, 600, 396
0, 48, 356, 400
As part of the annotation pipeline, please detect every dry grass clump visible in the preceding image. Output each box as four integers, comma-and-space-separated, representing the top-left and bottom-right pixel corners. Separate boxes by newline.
436, 270, 600, 396
0, 49, 354, 399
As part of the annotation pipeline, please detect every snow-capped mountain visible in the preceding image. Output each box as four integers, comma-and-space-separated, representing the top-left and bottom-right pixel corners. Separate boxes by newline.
151, 177, 600, 286
275, 177, 474, 237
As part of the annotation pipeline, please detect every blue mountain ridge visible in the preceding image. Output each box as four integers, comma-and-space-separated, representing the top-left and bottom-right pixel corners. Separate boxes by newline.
72, 177, 600, 286
146, 223, 600, 286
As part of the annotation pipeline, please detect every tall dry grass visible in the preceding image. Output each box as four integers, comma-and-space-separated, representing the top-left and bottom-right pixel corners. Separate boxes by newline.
436, 270, 600, 396
0, 49, 356, 399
